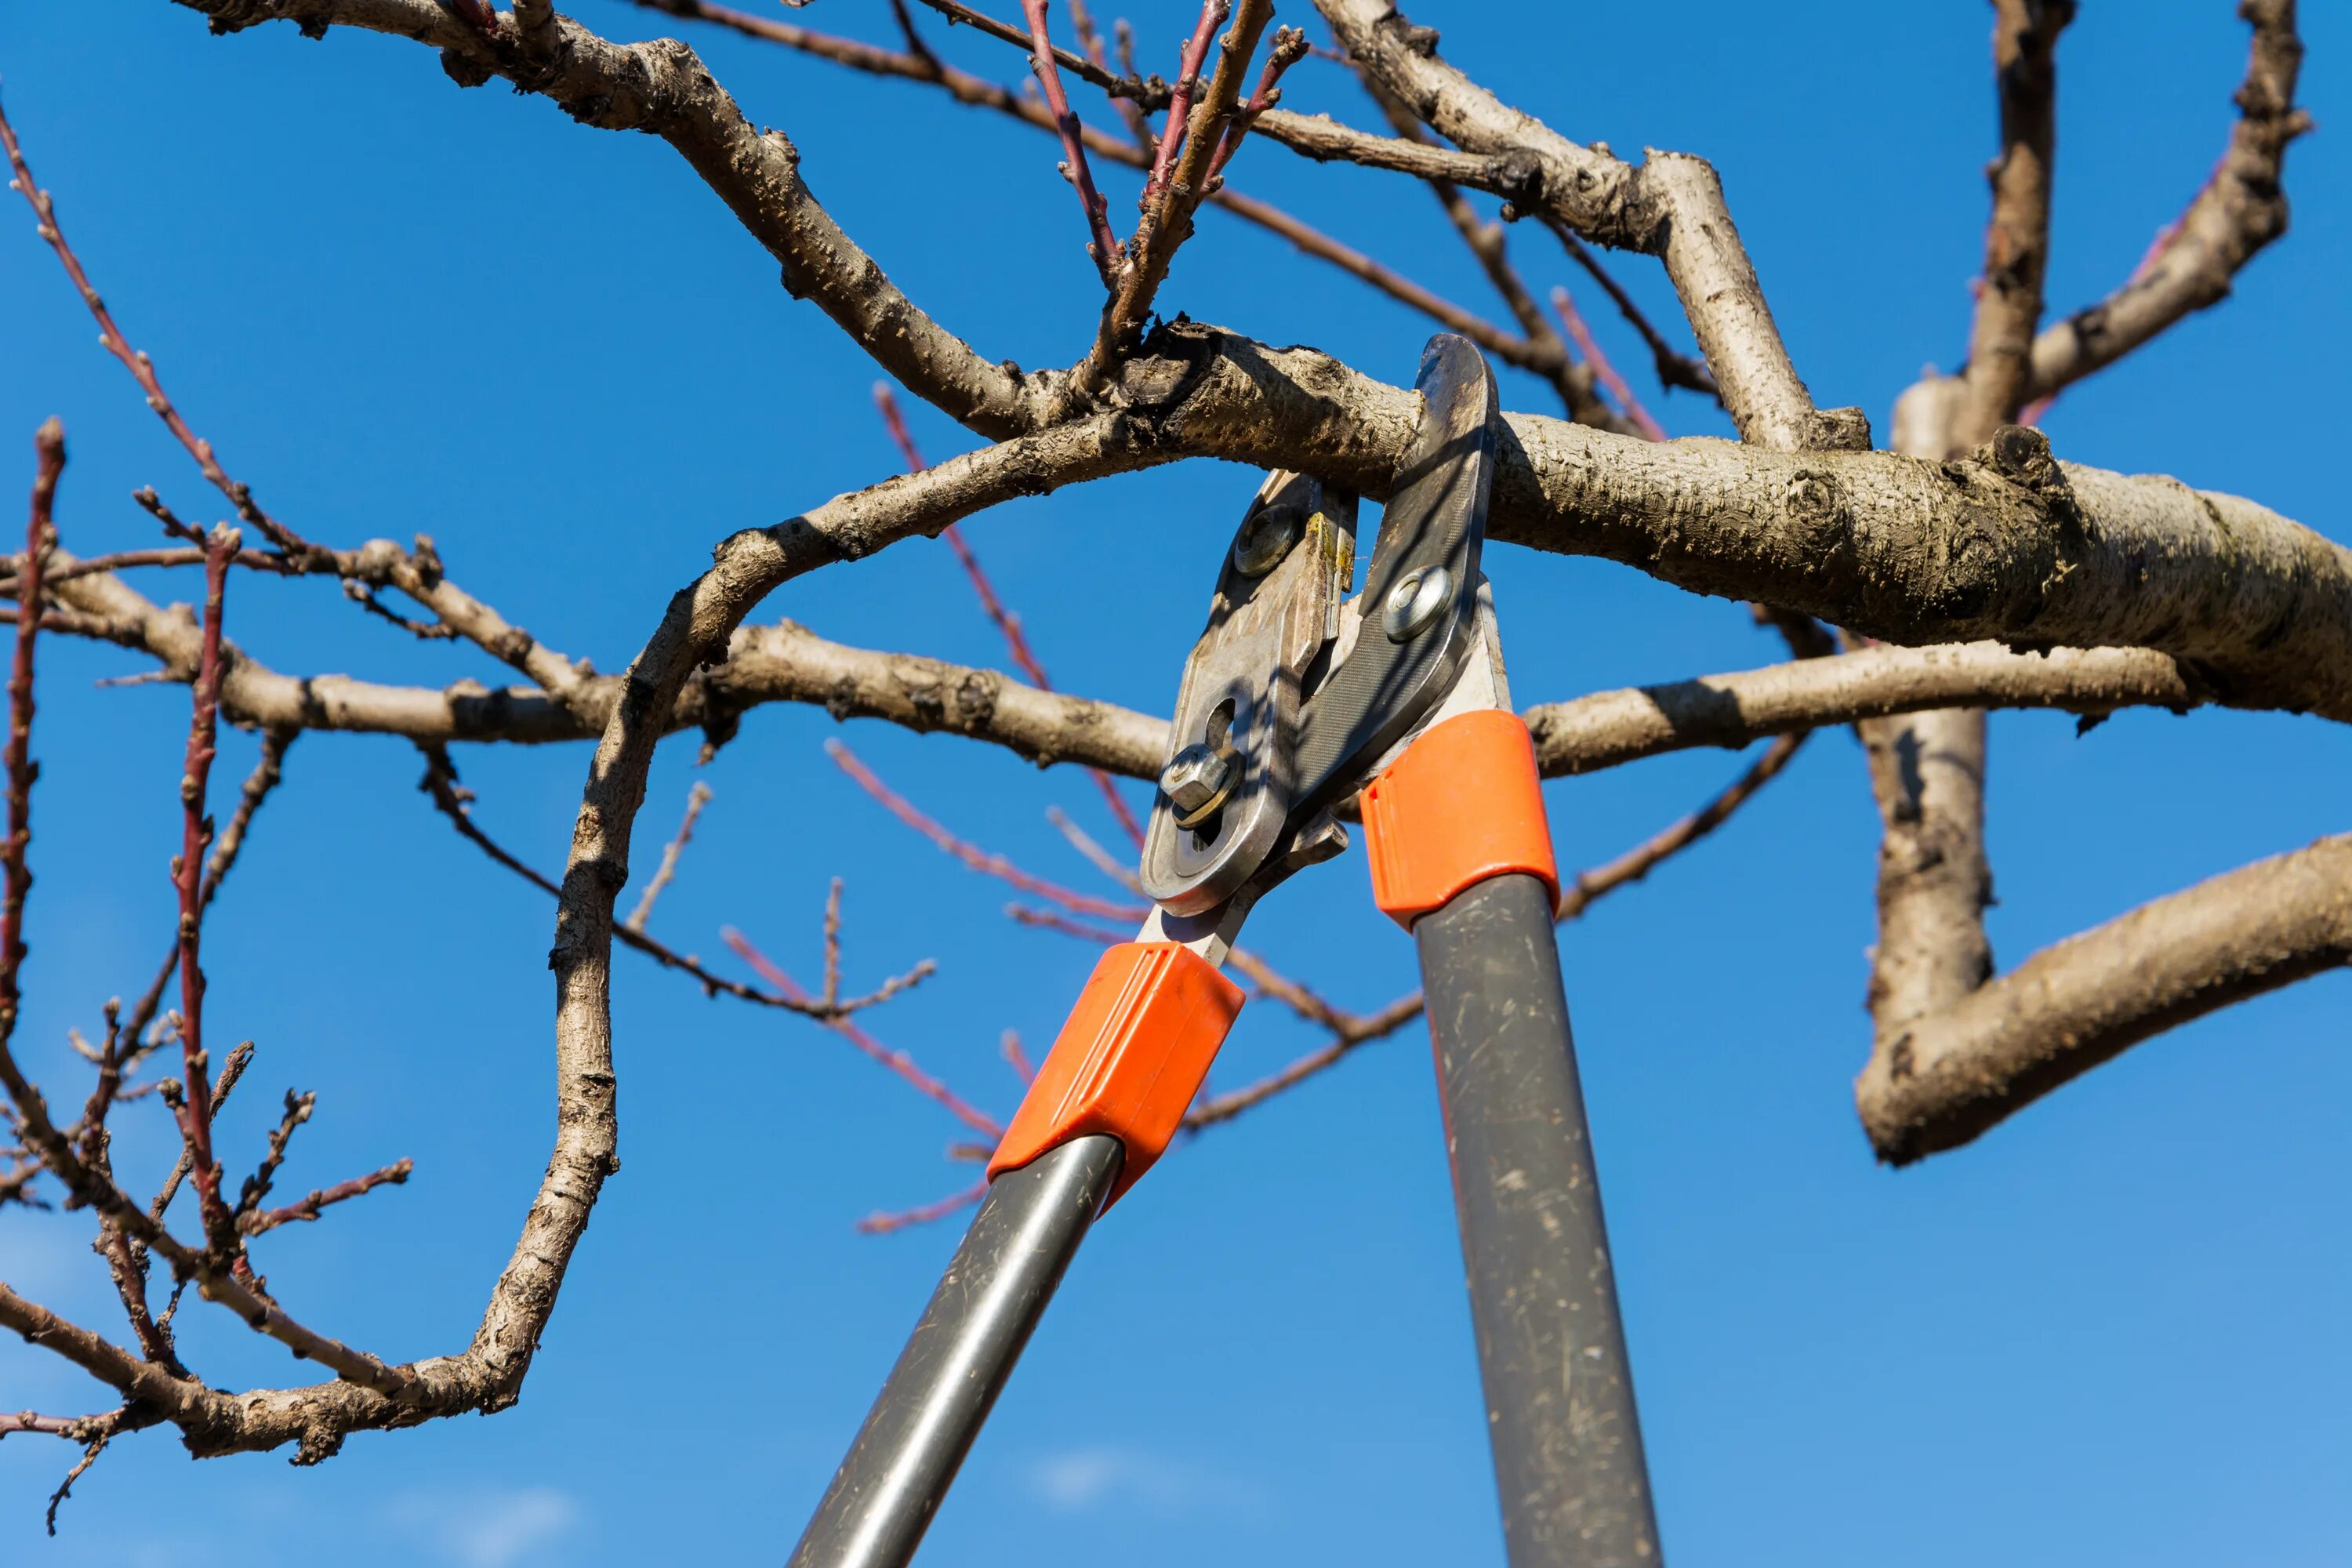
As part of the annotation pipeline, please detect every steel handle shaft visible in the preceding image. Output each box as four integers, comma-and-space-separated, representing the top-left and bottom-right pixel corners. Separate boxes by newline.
1414, 872, 1661, 1568
786, 1134, 1123, 1568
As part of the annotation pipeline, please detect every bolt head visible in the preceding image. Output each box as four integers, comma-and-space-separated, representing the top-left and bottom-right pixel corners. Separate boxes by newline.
1159, 742, 1232, 816
1381, 564, 1454, 641
1232, 503, 1305, 576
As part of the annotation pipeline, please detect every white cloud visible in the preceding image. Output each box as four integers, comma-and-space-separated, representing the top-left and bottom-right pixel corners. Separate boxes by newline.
390, 1486, 580, 1568
1028, 1447, 1212, 1514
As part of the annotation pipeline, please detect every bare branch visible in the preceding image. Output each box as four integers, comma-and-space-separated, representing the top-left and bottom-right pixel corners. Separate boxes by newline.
623, 781, 711, 933
1960, 0, 2074, 437
1525, 642, 2205, 777
239, 1159, 414, 1237
417, 745, 919, 1020
1076, 0, 1274, 391
1316, 0, 1825, 448
176, 0, 1069, 435
1020, 0, 1125, 281
2024, 0, 2306, 403
1857, 833, 2352, 1163
0, 98, 321, 561
1555, 732, 1807, 919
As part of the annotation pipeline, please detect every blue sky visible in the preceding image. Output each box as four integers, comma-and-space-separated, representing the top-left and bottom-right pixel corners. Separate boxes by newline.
2, 2, 2347, 1564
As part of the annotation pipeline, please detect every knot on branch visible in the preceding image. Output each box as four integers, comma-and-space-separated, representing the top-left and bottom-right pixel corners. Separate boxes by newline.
437, 47, 497, 90
1372, 13, 1442, 57
1116, 318, 1225, 421
1976, 423, 2060, 489
201, 0, 284, 35
1805, 407, 1875, 452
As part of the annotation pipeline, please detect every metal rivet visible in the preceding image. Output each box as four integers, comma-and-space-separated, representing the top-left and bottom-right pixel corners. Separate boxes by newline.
1232, 504, 1303, 576
1382, 564, 1452, 641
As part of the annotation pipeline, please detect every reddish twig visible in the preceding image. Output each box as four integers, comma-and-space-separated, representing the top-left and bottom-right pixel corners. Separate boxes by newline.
1005, 901, 1133, 946
0, 95, 320, 562
0, 423, 61, 1058
826, 738, 1147, 920
721, 927, 1003, 1138
416, 745, 928, 1018
1144, 0, 1230, 209
239, 1158, 413, 1236
857, 1175, 989, 1234
874, 385, 1148, 848
1555, 732, 1810, 918
1000, 1029, 1036, 1084
1045, 804, 1142, 890
169, 528, 240, 1260
624, 779, 711, 932
1207, 24, 1308, 187
1021, 0, 1124, 283
1552, 285, 1667, 442
118, 729, 294, 1067
1547, 221, 1722, 400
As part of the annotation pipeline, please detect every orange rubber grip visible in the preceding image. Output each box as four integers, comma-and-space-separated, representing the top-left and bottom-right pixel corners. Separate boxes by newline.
1361, 710, 1559, 928
988, 942, 1245, 1209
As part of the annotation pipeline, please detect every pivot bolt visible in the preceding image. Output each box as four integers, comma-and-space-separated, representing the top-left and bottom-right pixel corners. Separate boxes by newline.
1160, 742, 1236, 828
1232, 503, 1305, 576
1382, 564, 1453, 642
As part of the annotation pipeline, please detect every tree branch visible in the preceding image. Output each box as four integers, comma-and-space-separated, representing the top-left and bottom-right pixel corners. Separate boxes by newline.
172, 0, 1069, 436
2024, 0, 2305, 402
1857, 833, 2352, 1163
1314, 0, 1829, 448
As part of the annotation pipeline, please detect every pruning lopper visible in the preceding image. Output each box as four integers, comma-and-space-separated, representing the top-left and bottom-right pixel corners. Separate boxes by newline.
789, 336, 1661, 1568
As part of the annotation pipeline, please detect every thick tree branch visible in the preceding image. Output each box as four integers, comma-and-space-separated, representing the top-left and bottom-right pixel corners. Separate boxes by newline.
29, 333, 2352, 741
1523, 642, 2207, 776
1857, 833, 2352, 1163
1314, 0, 1825, 448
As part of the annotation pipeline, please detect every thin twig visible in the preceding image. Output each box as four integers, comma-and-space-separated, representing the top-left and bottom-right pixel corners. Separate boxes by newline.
416, 746, 927, 1018
0, 95, 321, 563
826, 738, 1147, 920
720, 928, 1002, 1138
1044, 804, 1142, 891
122, 729, 295, 1067
1545, 221, 1722, 399
1022, 0, 1124, 282
624, 780, 711, 932
1000, 1029, 1036, 1084
239, 1159, 413, 1236
1552, 285, 1666, 441
856, 1175, 990, 1234
873, 386, 1148, 848
1555, 732, 1809, 918
165, 528, 240, 1262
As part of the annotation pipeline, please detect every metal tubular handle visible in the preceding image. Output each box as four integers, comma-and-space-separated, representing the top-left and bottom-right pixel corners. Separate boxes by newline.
1414, 872, 1662, 1568
786, 1134, 1124, 1568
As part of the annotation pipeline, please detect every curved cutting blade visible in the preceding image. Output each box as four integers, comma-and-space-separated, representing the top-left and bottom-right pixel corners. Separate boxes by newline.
1290, 334, 1499, 816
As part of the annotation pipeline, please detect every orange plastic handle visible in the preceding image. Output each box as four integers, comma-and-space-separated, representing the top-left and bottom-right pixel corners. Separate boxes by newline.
1360, 710, 1559, 928
988, 942, 1245, 1208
